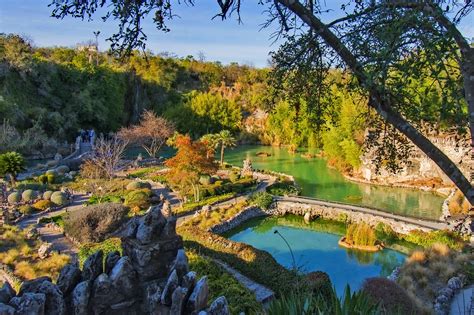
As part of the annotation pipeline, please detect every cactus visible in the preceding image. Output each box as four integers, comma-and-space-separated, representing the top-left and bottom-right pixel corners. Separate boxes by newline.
42, 190, 54, 200
7, 192, 21, 204
51, 191, 68, 206
22, 189, 38, 202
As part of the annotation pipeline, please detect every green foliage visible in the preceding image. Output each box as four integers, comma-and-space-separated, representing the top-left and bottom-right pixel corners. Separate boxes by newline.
21, 189, 38, 202
187, 251, 261, 314
266, 181, 301, 196
50, 191, 67, 206
228, 172, 239, 183
267, 285, 380, 315
124, 188, 152, 210
199, 174, 212, 186
33, 200, 54, 211
78, 238, 122, 267
0, 151, 25, 183
126, 181, 152, 190
248, 192, 273, 210
345, 223, 377, 247
18, 205, 35, 215
375, 223, 399, 245
176, 193, 235, 215
403, 229, 466, 250
86, 194, 123, 205
64, 203, 129, 243
38, 174, 48, 185
46, 174, 56, 184
7, 192, 21, 204
38, 214, 65, 228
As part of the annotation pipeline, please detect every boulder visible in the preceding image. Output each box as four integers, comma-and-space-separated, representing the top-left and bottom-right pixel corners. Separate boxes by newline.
0, 303, 15, 315
18, 276, 51, 296
72, 281, 91, 315
56, 263, 82, 295
447, 277, 463, 291
182, 271, 197, 292
142, 281, 162, 314
38, 242, 53, 259
82, 250, 103, 281
186, 276, 209, 313
161, 270, 179, 305
171, 249, 189, 282
208, 296, 230, 315
37, 280, 66, 315
26, 227, 39, 240
0, 282, 15, 304
105, 251, 121, 275
10, 292, 46, 315
91, 273, 119, 314
170, 287, 186, 315
109, 257, 137, 299
304, 212, 312, 223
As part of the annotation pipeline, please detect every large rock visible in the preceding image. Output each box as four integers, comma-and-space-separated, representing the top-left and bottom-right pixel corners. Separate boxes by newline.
161, 270, 179, 305
37, 281, 66, 315
109, 256, 137, 299
105, 251, 121, 275
170, 286, 186, 314
18, 276, 51, 296
186, 276, 209, 313
82, 250, 103, 281
91, 273, 119, 313
10, 292, 46, 315
0, 303, 15, 315
135, 207, 167, 245
142, 281, 162, 314
0, 282, 15, 303
182, 271, 197, 292
171, 249, 189, 282
208, 296, 230, 315
72, 281, 91, 315
57, 263, 82, 295
38, 242, 53, 259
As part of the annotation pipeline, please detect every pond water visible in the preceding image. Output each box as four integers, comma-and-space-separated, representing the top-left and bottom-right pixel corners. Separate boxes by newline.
227, 216, 406, 295
224, 145, 444, 220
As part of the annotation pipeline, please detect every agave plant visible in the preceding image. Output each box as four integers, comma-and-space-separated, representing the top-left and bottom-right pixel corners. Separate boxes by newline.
267, 285, 380, 315
0, 151, 25, 187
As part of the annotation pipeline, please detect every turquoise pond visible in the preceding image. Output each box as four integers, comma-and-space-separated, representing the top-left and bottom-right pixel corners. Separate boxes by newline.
226, 216, 406, 295
224, 145, 445, 220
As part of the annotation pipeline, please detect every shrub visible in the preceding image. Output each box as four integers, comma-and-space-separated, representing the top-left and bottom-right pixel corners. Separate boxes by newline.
448, 190, 471, 215
22, 189, 38, 202
7, 192, 21, 204
302, 271, 333, 301
64, 203, 129, 243
345, 223, 377, 246
403, 229, 466, 250
374, 222, 398, 245
124, 188, 152, 209
38, 214, 64, 228
86, 194, 123, 205
33, 200, 54, 211
46, 173, 56, 184
248, 192, 273, 209
38, 174, 48, 185
79, 159, 107, 179
18, 205, 35, 215
126, 181, 152, 191
42, 190, 53, 200
78, 238, 122, 266
199, 175, 212, 185
266, 181, 301, 196
362, 277, 418, 314
45, 169, 57, 176
228, 172, 240, 183
50, 191, 68, 206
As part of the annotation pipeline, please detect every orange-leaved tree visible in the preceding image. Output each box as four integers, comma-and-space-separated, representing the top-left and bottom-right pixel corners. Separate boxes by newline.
165, 134, 217, 203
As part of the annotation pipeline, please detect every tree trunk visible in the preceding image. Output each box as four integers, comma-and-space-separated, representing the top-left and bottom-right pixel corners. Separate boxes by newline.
8, 174, 15, 188
277, 0, 474, 204
220, 145, 225, 166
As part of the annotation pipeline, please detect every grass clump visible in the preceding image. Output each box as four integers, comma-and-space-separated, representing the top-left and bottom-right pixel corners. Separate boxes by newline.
345, 223, 377, 246
183, 201, 247, 230
124, 188, 153, 210
176, 193, 236, 215
33, 199, 54, 211
78, 238, 122, 266
403, 229, 466, 250
266, 181, 301, 196
38, 214, 65, 228
448, 190, 471, 215
64, 203, 129, 243
397, 243, 474, 313
248, 191, 273, 210
0, 225, 70, 281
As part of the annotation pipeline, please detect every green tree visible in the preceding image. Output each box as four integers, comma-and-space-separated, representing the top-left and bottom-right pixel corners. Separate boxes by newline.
0, 152, 25, 186
216, 130, 236, 166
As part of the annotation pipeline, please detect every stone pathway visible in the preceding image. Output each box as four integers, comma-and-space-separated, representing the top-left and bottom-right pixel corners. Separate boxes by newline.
212, 258, 275, 305
450, 285, 474, 315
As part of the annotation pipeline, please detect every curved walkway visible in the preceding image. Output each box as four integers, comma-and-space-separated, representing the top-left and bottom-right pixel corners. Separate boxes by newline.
275, 195, 449, 231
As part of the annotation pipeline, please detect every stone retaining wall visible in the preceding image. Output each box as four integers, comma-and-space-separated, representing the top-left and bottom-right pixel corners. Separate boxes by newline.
271, 201, 432, 235
209, 206, 267, 234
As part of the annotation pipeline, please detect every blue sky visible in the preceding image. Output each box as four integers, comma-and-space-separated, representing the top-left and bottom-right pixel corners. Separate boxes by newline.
1, 1, 473, 67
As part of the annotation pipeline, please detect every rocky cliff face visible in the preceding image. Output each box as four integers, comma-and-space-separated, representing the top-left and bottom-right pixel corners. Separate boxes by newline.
359, 133, 472, 188
0, 203, 229, 315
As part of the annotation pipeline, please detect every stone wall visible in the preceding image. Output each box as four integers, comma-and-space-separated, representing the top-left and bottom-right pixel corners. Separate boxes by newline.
209, 206, 267, 234
271, 201, 432, 235
0, 203, 229, 315
359, 134, 472, 186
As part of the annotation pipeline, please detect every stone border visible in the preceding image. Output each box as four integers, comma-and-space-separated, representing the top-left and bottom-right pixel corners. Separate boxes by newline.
208, 206, 267, 234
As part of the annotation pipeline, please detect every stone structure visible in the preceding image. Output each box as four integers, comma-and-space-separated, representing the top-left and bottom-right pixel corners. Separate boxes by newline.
241, 158, 253, 177
209, 206, 266, 234
0, 203, 229, 315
